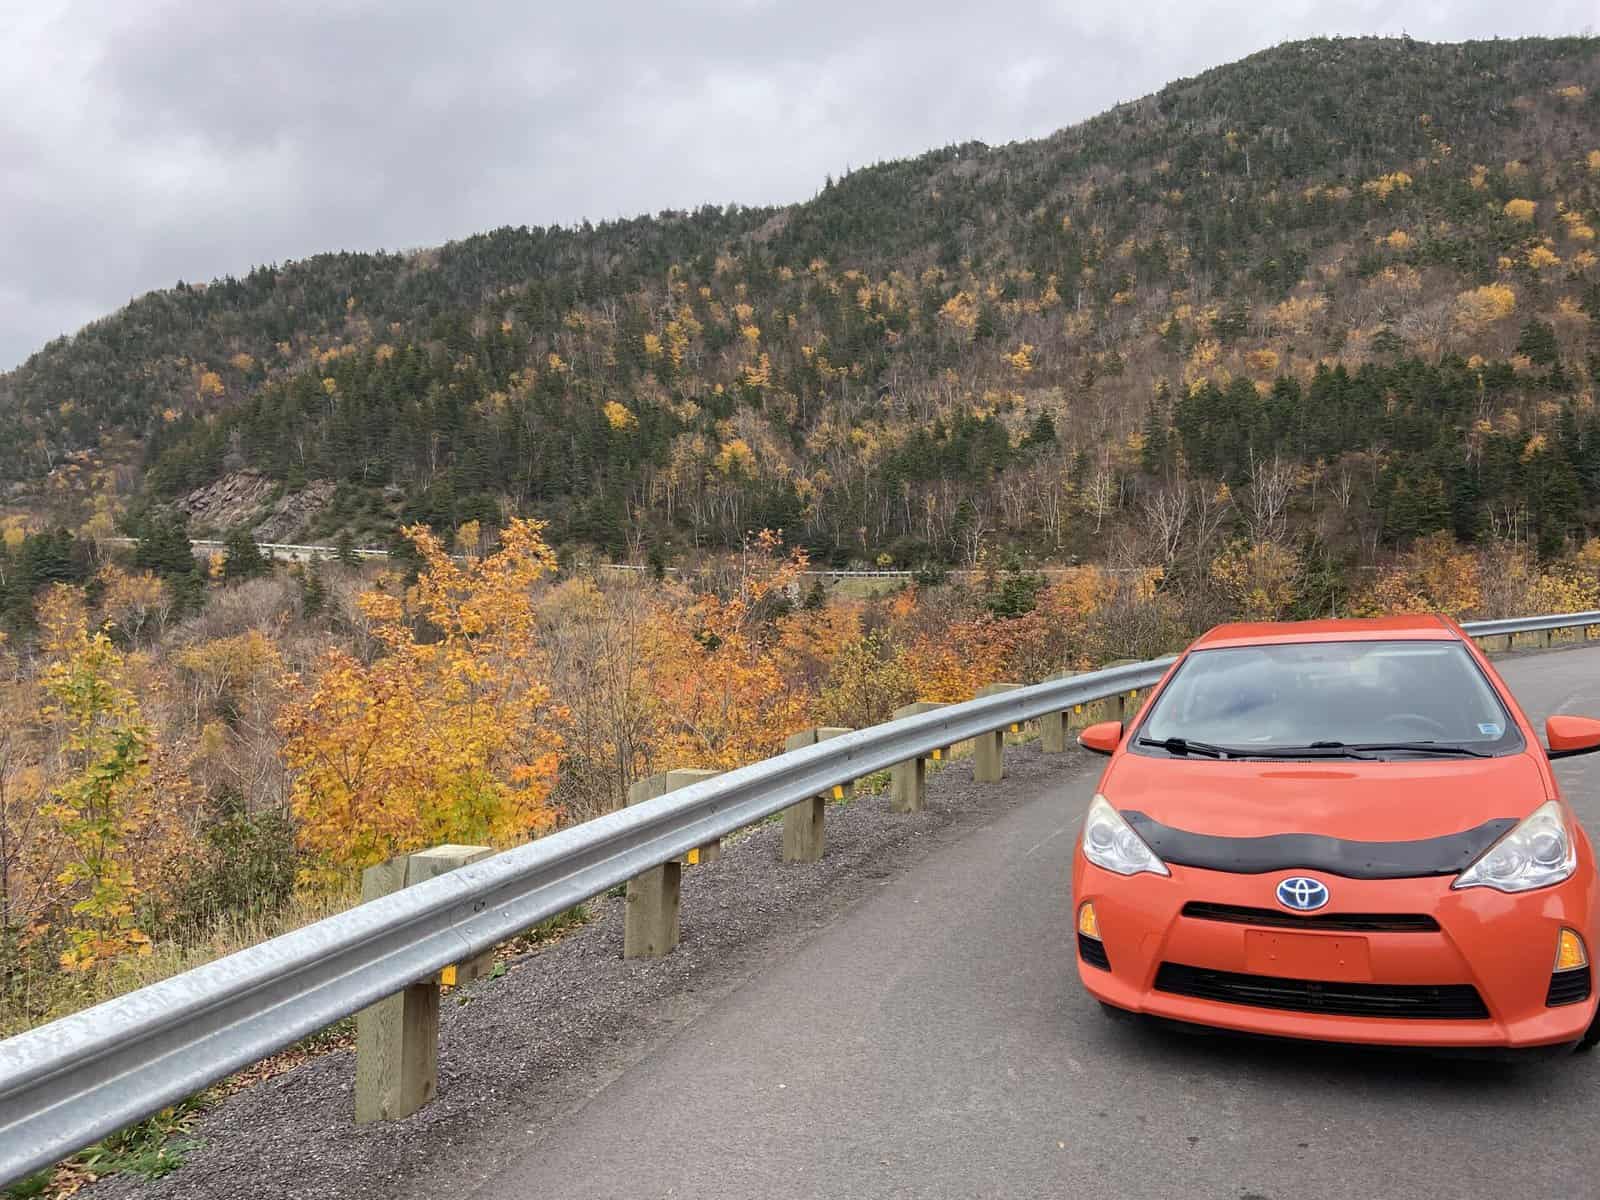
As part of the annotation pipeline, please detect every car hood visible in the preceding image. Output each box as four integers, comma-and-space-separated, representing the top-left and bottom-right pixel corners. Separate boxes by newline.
1101, 751, 1548, 843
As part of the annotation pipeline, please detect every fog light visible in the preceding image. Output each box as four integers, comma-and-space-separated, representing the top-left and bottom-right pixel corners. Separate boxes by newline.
1555, 928, 1589, 972
1078, 901, 1101, 939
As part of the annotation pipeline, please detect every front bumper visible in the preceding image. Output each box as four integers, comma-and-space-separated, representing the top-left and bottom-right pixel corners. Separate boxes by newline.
1074, 853, 1600, 1048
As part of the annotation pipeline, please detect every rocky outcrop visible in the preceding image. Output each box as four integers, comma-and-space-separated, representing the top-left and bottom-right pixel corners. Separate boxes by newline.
178, 472, 335, 541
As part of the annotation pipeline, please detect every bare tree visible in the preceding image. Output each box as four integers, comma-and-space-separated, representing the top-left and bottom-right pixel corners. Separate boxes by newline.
1245, 452, 1296, 545
1139, 478, 1192, 570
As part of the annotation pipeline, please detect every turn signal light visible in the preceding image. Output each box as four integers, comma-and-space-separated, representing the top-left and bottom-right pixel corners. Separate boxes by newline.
1078, 902, 1101, 939
1555, 928, 1589, 972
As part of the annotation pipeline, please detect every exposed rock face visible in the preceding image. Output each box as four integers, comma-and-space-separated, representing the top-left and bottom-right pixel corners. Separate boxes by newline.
177, 472, 335, 541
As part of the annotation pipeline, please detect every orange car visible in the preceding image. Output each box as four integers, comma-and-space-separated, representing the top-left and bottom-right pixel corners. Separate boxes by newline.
1072, 615, 1600, 1053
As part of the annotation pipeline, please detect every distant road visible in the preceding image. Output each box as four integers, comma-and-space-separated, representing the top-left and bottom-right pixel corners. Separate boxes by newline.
474, 646, 1600, 1199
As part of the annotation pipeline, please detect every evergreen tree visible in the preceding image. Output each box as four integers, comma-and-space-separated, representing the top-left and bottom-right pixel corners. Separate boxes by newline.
222, 528, 268, 582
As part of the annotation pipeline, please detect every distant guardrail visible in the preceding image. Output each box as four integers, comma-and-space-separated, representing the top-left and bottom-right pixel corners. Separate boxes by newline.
2, 612, 1597, 1185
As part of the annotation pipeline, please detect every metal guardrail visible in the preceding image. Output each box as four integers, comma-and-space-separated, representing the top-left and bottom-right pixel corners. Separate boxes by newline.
100, 535, 390, 561
1, 610, 1599, 1185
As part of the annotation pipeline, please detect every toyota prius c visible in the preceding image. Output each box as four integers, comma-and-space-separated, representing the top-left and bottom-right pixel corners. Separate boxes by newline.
1072, 616, 1600, 1053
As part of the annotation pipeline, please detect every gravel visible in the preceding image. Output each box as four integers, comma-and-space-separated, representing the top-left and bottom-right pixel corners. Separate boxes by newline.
88, 741, 1092, 1200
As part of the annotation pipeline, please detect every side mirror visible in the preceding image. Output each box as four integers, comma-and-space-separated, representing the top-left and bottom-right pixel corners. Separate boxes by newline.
1547, 715, 1600, 759
1079, 720, 1124, 757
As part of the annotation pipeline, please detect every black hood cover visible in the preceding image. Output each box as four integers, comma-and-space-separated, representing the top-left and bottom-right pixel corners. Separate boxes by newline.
1121, 811, 1518, 880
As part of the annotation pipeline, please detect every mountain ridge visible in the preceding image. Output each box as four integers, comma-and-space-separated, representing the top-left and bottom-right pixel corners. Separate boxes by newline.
4, 34, 1600, 567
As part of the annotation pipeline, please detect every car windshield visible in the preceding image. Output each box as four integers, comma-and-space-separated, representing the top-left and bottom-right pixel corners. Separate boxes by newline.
1136, 639, 1522, 758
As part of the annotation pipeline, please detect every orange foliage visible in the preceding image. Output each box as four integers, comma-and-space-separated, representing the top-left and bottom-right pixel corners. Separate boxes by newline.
280, 519, 563, 882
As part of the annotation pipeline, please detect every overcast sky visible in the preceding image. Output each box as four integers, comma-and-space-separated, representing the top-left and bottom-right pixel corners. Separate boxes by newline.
1, 2, 1594, 370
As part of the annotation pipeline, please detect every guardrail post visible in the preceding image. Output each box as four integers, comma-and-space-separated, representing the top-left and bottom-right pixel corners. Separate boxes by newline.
355, 843, 491, 1124
628, 769, 723, 863
1040, 670, 1078, 752
622, 769, 719, 959
890, 701, 946, 812
973, 683, 1022, 782
781, 726, 851, 862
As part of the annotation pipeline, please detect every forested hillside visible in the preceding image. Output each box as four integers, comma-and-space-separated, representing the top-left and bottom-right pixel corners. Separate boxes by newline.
5, 36, 1600, 570
15, 40, 1600, 1135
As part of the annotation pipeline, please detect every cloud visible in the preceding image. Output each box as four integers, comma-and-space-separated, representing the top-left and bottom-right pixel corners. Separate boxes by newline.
0, 0, 1593, 368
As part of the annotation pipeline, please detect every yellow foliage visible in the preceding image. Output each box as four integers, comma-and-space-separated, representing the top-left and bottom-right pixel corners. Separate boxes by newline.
1352, 532, 1481, 618
603, 401, 637, 431
1503, 198, 1537, 222
1006, 344, 1034, 375
1361, 172, 1413, 200
1526, 244, 1561, 271
1468, 165, 1489, 190
280, 520, 563, 883
196, 371, 224, 399
1383, 229, 1412, 250
1454, 284, 1517, 330
1245, 348, 1280, 375
1209, 543, 1299, 621
938, 292, 979, 338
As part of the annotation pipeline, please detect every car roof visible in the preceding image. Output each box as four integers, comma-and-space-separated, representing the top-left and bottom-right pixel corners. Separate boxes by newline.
1191, 614, 1458, 650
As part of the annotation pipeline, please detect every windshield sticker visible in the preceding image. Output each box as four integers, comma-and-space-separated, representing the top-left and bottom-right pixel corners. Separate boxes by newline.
1478, 723, 1503, 737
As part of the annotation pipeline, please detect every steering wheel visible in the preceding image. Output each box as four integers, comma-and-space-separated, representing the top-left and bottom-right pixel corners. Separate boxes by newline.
1385, 712, 1453, 739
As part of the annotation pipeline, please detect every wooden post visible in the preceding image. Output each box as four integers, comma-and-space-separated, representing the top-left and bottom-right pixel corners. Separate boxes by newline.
622, 769, 717, 958
890, 701, 945, 813
973, 683, 1022, 783
1040, 670, 1077, 752
623, 861, 680, 959
628, 768, 722, 864
406, 845, 495, 984
1100, 660, 1137, 725
780, 727, 850, 862
355, 843, 491, 1124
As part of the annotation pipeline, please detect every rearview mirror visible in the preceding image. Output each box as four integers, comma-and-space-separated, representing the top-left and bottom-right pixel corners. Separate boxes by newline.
1547, 715, 1600, 759
1079, 720, 1123, 756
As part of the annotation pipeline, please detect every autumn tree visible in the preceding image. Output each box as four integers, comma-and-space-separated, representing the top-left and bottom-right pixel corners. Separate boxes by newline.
279, 519, 564, 882
36, 588, 156, 971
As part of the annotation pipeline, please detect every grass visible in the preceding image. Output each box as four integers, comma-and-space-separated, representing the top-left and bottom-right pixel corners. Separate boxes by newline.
5, 1099, 206, 1199
3, 888, 360, 1040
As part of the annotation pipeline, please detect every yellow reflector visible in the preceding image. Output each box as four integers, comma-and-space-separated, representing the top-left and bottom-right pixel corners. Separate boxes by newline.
1078, 902, 1100, 939
686, 847, 700, 866
1073, 704, 1083, 714
932, 748, 942, 761
1010, 723, 1021, 733
1556, 928, 1589, 972
832, 784, 845, 800
440, 964, 458, 987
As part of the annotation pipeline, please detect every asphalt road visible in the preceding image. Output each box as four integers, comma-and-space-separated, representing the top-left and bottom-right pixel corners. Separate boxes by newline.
476, 646, 1600, 1200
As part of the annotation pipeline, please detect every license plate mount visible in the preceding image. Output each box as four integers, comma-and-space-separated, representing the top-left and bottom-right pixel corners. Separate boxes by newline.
1244, 929, 1373, 982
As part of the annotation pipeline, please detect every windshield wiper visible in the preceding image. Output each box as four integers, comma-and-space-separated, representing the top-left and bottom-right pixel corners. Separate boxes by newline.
1136, 736, 1232, 759
1306, 740, 1493, 759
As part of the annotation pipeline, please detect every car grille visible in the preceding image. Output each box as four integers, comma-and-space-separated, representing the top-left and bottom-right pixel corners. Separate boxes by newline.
1154, 962, 1489, 1020
1547, 968, 1592, 1007
1181, 902, 1440, 933
1077, 933, 1111, 971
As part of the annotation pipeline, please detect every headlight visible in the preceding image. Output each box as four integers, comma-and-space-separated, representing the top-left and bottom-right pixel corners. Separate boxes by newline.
1082, 794, 1170, 877
1453, 800, 1576, 893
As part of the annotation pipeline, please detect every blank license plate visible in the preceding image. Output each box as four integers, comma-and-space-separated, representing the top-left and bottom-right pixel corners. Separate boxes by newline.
1244, 930, 1372, 982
